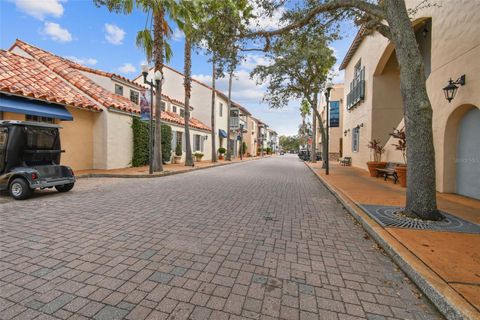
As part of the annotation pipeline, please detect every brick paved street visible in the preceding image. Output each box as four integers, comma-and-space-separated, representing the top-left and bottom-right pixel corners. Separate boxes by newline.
0, 155, 442, 320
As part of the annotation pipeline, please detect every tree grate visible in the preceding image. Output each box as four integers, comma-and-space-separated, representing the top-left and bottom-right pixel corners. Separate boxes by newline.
359, 204, 480, 234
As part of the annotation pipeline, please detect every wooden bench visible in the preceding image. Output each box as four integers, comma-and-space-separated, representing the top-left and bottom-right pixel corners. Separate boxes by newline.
339, 157, 351, 166
376, 162, 399, 183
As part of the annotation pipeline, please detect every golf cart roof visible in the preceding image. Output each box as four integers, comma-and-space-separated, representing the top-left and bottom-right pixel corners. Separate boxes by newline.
0, 120, 61, 129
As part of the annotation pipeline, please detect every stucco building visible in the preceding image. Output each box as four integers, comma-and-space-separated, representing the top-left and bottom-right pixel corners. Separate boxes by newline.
339, 0, 480, 200
1, 39, 210, 170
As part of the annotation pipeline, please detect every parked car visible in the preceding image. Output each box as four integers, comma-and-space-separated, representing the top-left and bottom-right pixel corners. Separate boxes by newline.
279, 150, 285, 155
0, 121, 75, 200
298, 149, 322, 161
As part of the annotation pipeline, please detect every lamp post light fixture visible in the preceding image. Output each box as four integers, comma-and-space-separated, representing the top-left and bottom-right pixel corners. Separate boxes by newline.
324, 82, 334, 175
141, 64, 164, 174
443, 74, 466, 103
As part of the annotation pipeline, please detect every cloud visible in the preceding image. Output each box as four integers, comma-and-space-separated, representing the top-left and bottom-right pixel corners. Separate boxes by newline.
172, 28, 184, 42
65, 56, 97, 66
11, 0, 64, 20
104, 23, 125, 45
41, 22, 72, 42
118, 63, 137, 74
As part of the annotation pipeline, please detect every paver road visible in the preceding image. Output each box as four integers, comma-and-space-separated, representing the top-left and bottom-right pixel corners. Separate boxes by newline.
0, 155, 442, 320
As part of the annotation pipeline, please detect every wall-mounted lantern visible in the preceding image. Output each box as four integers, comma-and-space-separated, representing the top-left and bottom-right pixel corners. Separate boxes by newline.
443, 75, 466, 103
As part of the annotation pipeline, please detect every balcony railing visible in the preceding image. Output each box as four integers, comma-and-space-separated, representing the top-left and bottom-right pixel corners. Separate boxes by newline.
229, 117, 246, 129
346, 67, 365, 110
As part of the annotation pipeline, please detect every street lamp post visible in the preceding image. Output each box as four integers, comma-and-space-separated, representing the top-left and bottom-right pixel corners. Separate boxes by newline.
324, 82, 333, 175
141, 64, 163, 175
261, 134, 265, 157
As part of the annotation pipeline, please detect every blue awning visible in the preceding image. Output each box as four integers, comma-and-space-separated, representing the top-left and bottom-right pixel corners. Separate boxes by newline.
0, 95, 73, 121
219, 129, 228, 138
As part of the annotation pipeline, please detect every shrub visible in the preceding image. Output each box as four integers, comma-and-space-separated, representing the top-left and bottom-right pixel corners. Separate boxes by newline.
132, 117, 172, 166
241, 142, 247, 155
175, 143, 183, 156
218, 147, 226, 154
266, 147, 272, 154
367, 139, 385, 162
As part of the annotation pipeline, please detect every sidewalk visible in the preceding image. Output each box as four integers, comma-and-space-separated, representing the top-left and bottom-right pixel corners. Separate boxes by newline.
76, 156, 269, 178
307, 162, 480, 320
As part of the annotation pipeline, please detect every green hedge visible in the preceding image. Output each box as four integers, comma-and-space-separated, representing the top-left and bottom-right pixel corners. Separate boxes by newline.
132, 117, 172, 167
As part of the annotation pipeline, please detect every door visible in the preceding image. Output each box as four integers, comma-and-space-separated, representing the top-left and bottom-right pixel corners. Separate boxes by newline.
456, 108, 480, 200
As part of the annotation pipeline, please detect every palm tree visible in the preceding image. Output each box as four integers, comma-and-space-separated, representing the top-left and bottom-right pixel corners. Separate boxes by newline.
94, 0, 180, 172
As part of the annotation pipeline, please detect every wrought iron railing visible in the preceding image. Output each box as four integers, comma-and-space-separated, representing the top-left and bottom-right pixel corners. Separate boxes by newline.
346, 67, 365, 110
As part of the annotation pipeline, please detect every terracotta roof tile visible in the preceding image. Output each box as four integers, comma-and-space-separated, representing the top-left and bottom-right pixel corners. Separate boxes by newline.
0, 50, 101, 111
8, 39, 211, 131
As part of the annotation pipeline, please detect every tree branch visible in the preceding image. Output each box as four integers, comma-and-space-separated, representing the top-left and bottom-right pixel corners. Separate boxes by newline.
245, 0, 385, 38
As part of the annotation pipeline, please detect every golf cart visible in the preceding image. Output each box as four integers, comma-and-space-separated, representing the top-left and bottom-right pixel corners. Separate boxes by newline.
0, 121, 75, 200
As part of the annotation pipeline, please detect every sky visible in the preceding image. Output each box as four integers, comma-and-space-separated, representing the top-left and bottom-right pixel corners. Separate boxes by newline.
0, 0, 357, 136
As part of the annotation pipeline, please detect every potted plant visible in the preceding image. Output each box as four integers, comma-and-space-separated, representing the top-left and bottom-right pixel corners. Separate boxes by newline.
366, 139, 387, 177
194, 151, 204, 162
256, 147, 261, 156
218, 147, 226, 160
173, 143, 182, 164
390, 128, 407, 187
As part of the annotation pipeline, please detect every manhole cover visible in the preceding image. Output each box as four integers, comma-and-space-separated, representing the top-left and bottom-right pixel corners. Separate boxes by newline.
360, 204, 480, 234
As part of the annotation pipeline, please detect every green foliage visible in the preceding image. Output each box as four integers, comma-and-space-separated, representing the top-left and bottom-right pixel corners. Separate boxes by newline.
161, 124, 172, 163
266, 147, 272, 155
242, 141, 247, 155
131, 117, 172, 167
175, 143, 183, 156
280, 135, 300, 152
218, 147, 226, 154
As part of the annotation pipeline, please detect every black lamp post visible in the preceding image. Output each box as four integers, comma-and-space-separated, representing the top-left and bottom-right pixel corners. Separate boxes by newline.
261, 133, 265, 157
443, 75, 466, 103
324, 82, 333, 175
141, 64, 163, 174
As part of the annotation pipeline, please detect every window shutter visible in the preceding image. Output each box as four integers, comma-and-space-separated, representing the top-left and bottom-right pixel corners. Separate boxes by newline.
201, 136, 204, 152
182, 132, 186, 152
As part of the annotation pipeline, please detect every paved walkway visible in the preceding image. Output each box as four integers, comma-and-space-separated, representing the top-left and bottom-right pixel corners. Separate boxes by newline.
0, 155, 441, 320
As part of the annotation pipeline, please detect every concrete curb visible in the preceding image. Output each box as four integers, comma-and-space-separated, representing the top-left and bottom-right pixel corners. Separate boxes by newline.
304, 162, 476, 320
76, 157, 265, 179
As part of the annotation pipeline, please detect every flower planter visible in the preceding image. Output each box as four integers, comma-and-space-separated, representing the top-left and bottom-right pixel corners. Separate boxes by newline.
173, 155, 182, 164
396, 165, 407, 187
366, 161, 387, 177
195, 156, 203, 162
218, 154, 225, 160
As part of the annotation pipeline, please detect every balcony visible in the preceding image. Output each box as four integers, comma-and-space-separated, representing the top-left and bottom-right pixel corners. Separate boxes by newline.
346, 67, 365, 110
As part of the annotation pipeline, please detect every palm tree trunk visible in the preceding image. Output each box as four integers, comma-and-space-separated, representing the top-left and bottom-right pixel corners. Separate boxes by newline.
384, 0, 441, 220
309, 95, 327, 169
226, 70, 233, 161
183, 37, 194, 166
153, 10, 164, 172
211, 57, 217, 162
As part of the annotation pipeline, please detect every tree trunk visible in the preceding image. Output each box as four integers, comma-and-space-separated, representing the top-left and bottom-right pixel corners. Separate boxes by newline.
384, 0, 441, 220
153, 11, 164, 172
311, 95, 317, 163
308, 94, 327, 167
226, 71, 233, 161
183, 38, 194, 166
211, 57, 217, 162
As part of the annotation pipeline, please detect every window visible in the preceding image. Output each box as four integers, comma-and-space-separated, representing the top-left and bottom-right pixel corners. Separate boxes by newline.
352, 127, 360, 152
172, 105, 177, 113
115, 84, 123, 95
130, 90, 139, 104
176, 131, 183, 149
193, 134, 203, 152
26, 115, 54, 123
160, 101, 166, 111
219, 103, 223, 117
347, 60, 365, 110
179, 108, 185, 118
0, 128, 7, 172
0, 111, 3, 120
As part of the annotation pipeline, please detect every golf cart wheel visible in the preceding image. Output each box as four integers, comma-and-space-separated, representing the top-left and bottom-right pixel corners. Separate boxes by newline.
55, 183, 74, 193
9, 178, 33, 200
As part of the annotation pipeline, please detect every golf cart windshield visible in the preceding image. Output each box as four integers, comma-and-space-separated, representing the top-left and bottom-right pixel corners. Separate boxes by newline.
23, 126, 61, 166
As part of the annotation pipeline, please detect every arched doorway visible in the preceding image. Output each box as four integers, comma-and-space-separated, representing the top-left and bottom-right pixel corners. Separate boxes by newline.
456, 107, 480, 199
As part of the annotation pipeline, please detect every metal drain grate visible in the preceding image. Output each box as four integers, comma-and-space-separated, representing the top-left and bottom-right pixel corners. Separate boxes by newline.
359, 204, 480, 234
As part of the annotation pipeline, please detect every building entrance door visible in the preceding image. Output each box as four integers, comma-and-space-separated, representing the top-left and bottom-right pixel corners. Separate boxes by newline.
456, 107, 480, 200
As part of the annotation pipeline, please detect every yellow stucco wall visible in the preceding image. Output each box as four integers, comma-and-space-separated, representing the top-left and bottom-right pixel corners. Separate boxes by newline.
59, 107, 95, 171
341, 0, 480, 194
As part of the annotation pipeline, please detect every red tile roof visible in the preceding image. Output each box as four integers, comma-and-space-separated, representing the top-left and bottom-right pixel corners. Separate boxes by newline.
0, 50, 101, 111
8, 40, 210, 131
